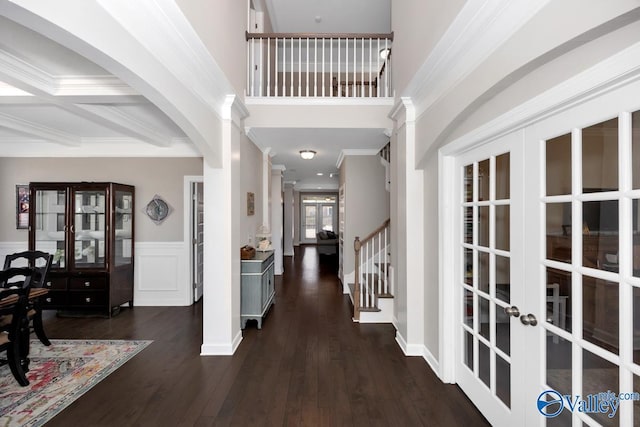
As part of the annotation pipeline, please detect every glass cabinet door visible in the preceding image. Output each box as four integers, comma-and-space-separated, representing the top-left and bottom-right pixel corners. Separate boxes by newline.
114, 190, 133, 266
72, 189, 106, 269
33, 189, 67, 269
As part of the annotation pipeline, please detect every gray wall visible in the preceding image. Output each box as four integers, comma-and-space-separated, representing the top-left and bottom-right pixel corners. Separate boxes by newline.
0, 157, 203, 242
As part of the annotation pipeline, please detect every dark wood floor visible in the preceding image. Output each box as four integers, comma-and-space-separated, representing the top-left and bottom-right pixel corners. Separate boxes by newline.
42, 246, 489, 426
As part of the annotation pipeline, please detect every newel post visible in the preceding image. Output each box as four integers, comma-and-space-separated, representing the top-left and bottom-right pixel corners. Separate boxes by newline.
354, 236, 361, 321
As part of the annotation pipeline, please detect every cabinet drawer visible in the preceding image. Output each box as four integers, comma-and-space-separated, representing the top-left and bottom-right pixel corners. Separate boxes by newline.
43, 277, 67, 290
68, 291, 107, 307
41, 291, 68, 307
69, 276, 107, 290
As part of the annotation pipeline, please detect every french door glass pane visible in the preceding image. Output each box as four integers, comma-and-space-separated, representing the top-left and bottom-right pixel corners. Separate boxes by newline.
546, 203, 572, 263
495, 205, 510, 251
634, 286, 640, 365
321, 206, 334, 231
34, 189, 66, 269
546, 268, 572, 333
582, 117, 618, 193
582, 349, 619, 427
495, 356, 511, 408
479, 341, 490, 387
496, 153, 510, 200
478, 251, 489, 294
546, 133, 572, 196
583, 201, 618, 271
582, 276, 619, 354
479, 206, 489, 247
546, 334, 572, 396
495, 255, 510, 303
479, 159, 490, 201
633, 111, 640, 189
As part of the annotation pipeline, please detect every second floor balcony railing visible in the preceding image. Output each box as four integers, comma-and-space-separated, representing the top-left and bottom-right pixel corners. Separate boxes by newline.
246, 32, 393, 99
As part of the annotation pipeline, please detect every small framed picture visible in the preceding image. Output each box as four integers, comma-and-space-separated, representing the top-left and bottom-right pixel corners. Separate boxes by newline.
16, 184, 29, 229
247, 192, 255, 216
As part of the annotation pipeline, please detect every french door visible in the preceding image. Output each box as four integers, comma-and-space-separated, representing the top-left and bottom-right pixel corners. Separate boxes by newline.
456, 132, 531, 426
301, 197, 337, 243
454, 79, 640, 426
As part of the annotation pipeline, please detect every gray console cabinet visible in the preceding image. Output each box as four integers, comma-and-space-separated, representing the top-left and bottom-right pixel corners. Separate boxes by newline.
241, 251, 275, 329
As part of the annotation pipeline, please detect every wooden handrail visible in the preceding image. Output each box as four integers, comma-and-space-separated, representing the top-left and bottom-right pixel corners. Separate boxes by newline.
358, 219, 390, 245
246, 31, 394, 41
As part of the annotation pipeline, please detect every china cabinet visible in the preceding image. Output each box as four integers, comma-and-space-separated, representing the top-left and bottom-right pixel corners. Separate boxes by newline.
28, 182, 135, 317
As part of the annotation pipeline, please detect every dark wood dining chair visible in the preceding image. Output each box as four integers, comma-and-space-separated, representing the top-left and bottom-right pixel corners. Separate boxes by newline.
0, 267, 34, 386
3, 251, 53, 346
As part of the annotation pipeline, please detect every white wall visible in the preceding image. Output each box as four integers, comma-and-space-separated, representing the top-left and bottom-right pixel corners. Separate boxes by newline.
176, 0, 247, 97
341, 155, 390, 282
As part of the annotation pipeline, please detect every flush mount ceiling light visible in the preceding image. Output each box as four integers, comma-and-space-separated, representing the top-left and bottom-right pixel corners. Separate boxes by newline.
300, 150, 316, 160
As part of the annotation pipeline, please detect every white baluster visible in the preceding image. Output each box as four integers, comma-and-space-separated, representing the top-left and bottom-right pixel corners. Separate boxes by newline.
344, 38, 348, 97
260, 37, 264, 97
290, 38, 294, 97
361, 37, 364, 97
314, 37, 317, 97
307, 37, 309, 97
384, 226, 388, 294
365, 239, 370, 307
385, 39, 389, 97
352, 38, 356, 97
359, 248, 363, 309
376, 38, 380, 97
298, 37, 302, 96
250, 38, 255, 96
368, 38, 372, 98
275, 38, 279, 97
378, 231, 381, 295
322, 38, 326, 97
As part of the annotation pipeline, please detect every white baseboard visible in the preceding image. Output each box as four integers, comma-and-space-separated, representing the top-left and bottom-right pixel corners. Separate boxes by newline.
201, 330, 243, 355
342, 270, 354, 294
395, 330, 442, 380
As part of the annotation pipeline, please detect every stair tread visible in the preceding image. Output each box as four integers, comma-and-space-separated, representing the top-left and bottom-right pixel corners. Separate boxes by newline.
359, 307, 381, 312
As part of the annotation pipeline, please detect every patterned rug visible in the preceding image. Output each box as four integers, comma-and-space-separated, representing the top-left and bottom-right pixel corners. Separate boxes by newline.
0, 339, 152, 427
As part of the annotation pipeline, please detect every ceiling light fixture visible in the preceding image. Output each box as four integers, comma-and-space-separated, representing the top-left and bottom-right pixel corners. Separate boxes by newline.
317, 172, 323, 176
300, 150, 316, 160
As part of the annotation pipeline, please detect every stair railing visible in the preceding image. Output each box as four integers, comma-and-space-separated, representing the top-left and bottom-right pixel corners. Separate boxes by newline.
353, 218, 390, 320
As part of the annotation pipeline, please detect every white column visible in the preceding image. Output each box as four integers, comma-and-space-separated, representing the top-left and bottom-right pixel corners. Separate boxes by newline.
271, 166, 285, 274
389, 98, 425, 357
283, 183, 295, 256
201, 95, 248, 355
262, 148, 272, 228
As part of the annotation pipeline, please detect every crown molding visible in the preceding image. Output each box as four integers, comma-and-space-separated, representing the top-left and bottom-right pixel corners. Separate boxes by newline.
336, 148, 379, 168
221, 95, 250, 127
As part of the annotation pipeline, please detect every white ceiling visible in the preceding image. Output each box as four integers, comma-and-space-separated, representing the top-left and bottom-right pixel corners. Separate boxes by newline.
1, 4, 391, 189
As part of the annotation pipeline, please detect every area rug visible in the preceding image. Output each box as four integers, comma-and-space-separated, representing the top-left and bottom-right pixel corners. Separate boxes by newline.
0, 339, 152, 427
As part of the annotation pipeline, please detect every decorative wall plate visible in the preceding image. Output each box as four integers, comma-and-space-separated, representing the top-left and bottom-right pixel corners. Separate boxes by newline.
144, 195, 172, 225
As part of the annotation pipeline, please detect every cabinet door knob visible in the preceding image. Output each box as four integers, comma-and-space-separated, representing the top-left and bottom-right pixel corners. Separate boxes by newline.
85, 297, 91, 303
84, 281, 91, 287
46, 297, 52, 303
46, 281, 52, 287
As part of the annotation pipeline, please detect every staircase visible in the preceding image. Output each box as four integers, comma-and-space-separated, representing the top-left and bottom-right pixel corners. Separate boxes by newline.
348, 218, 393, 323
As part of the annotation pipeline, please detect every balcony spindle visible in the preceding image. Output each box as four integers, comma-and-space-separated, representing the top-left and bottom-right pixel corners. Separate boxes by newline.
384, 38, 389, 97
376, 38, 380, 97
344, 38, 348, 97
306, 37, 309, 97
314, 38, 318, 97
275, 38, 279, 97
361, 37, 364, 97
290, 38, 294, 96
259, 37, 263, 96
369, 38, 372, 98
322, 38, 326, 97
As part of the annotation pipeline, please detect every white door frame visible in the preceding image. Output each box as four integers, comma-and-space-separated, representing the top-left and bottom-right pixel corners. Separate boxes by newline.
184, 175, 204, 304
439, 41, 640, 423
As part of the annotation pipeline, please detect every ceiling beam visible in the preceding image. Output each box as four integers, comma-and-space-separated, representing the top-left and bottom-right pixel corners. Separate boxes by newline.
0, 111, 80, 146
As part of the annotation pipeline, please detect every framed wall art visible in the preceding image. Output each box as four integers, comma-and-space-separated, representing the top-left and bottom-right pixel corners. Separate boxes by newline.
16, 184, 29, 229
247, 192, 255, 216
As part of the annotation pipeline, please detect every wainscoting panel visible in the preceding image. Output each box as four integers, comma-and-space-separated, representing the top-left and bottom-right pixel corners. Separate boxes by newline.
0, 241, 190, 306
135, 242, 189, 306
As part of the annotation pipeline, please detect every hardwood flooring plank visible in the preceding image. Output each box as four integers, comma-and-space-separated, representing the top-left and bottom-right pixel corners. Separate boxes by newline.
36, 247, 488, 427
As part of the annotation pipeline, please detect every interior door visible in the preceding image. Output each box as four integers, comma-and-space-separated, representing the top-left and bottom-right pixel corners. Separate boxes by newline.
192, 182, 204, 302
456, 133, 529, 426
